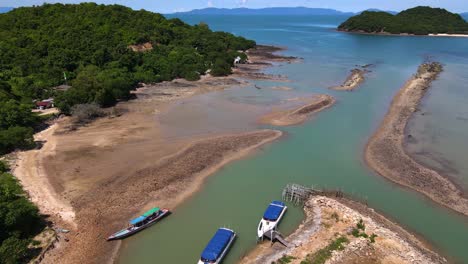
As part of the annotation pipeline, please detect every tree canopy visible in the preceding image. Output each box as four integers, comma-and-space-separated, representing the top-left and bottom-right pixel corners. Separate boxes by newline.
0, 3, 255, 114
0, 161, 44, 263
0, 3, 256, 153
338, 6, 468, 35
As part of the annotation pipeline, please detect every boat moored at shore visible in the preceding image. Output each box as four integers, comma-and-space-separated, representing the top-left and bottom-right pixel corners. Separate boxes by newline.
107, 207, 170, 241
198, 228, 236, 264
257, 201, 287, 240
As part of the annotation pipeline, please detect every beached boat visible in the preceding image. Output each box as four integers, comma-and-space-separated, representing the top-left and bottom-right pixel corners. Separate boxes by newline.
257, 200, 287, 239
197, 228, 236, 264
107, 207, 170, 241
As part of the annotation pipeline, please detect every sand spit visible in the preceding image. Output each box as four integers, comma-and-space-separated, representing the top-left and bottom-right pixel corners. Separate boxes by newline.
43, 129, 281, 264
271, 86, 293, 91
260, 95, 335, 126
365, 62, 468, 216
330, 68, 368, 91
242, 195, 446, 264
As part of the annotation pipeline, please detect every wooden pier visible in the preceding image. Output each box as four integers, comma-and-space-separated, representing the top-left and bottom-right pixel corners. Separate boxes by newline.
262, 230, 290, 247
282, 183, 319, 205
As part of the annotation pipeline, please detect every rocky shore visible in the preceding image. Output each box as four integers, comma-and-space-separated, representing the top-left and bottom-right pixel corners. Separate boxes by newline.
242, 195, 446, 264
330, 68, 368, 91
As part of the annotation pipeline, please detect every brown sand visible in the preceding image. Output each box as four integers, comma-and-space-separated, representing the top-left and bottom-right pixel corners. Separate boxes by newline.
330, 68, 367, 91
271, 86, 293, 91
13, 124, 76, 227
365, 62, 468, 216
44, 129, 281, 264
10, 45, 292, 264
241, 195, 446, 264
259, 95, 335, 126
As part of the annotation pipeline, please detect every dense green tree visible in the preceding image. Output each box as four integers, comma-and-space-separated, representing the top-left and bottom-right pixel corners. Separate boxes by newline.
0, 172, 44, 263
339, 6, 468, 35
0, 81, 37, 154
0, 127, 35, 154
0, 3, 256, 114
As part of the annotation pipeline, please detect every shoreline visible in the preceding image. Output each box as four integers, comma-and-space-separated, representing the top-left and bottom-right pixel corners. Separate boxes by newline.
11, 44, 295, 263
112, 129, 283, 262
259, 94, 335, 126
338, 29, 468, 38
13, 124, 76, 228
242, 194, 446, 264
365, 62, 468, 216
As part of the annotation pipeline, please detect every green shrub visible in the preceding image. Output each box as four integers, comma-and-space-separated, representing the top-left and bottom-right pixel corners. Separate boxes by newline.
302, 236, 349, 264
0, 126, 35, 154
0, 172, 44, 263
0, 161, 8, 173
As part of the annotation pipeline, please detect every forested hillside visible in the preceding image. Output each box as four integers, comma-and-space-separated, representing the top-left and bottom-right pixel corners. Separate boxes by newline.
338, 6, 468, 35
0, 3, 255, 153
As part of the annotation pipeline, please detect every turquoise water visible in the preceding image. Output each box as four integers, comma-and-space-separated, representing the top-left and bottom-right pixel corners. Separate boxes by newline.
119, 15, 468, 263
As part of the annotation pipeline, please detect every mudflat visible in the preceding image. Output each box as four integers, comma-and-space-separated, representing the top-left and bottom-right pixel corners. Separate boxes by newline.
12, 46, 295, 264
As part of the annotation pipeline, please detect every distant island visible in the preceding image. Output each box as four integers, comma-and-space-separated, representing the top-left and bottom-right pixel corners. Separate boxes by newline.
173, 7, 354, 16
338, 6, 468, 35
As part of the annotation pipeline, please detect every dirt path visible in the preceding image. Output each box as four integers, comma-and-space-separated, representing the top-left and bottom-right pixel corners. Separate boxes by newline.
365, 62, 468, 216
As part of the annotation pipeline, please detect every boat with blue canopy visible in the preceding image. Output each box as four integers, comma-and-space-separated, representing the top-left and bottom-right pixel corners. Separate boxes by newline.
197, 228, 236, 264
107, 207, 170, 241
257, 200, 287, 239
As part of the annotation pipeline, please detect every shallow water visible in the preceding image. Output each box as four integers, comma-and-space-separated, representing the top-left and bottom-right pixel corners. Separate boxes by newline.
119, 15, 468, 263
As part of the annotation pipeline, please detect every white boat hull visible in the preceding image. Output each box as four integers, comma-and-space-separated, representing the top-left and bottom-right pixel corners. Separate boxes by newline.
257, 206, 287, 239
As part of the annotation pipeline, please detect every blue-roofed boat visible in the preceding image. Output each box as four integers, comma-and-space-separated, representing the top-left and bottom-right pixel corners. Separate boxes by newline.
106, 207, 170, 241
257, 201, 287, 239
197, 228, 236, 264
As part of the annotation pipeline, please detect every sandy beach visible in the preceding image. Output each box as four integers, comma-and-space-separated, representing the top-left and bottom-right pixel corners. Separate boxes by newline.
242, 195, 446, 264
9, 45, 298, 264
259, 94, 335, 126
365, 62, 468, 216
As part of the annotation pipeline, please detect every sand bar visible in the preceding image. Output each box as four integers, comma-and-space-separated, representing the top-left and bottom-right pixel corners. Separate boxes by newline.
259, 94, 335, 126
365, 62, 468, 216
330, 68, 367, 91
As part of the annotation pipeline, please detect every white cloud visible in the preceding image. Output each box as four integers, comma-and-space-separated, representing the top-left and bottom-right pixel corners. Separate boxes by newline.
207, 0, 214, 7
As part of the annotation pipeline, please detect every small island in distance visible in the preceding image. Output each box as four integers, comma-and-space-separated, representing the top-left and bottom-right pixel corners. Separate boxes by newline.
338, 6, 468, 36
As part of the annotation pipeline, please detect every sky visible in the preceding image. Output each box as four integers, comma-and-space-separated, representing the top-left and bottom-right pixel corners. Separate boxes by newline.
2, 0, 468, 14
